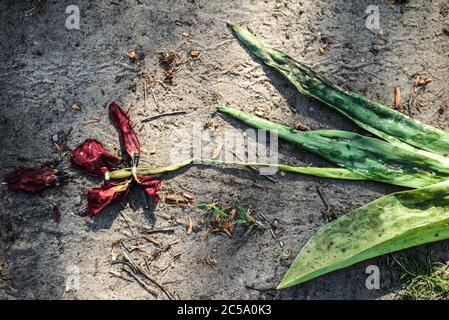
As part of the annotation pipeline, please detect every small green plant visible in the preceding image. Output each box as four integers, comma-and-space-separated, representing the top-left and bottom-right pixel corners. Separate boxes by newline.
274, 249, 290, 264
234, 201, 263, 237
197, 203, 228, 221
394, 252, 449, 300
197, 201, 263, 237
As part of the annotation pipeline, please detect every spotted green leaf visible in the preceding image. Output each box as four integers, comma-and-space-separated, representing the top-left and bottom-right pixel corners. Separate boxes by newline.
278, 180, 449, 288
218, 106, 449, 188
227, 22, 449, 159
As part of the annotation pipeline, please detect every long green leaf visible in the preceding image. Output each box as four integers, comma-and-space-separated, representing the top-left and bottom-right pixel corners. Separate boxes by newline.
227, 22, 449, 159
218, 106, 449, 188
278, 179, 449, 288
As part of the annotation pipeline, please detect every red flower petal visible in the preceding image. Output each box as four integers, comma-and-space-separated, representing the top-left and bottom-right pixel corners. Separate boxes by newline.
108, 102, 140, 161
71, 139, 122, 177
5, 168, 68, 192
139, 175, 161, 203
85, 180, 131, 217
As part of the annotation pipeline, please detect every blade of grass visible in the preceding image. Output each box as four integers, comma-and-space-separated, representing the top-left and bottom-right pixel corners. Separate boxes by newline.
197, 203, 228, 219
392, 251, 449, 300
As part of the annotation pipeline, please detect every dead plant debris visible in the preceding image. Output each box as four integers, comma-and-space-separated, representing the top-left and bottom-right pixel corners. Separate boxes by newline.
319, 44, 329, 54
197, 201, 263, 238
71, 103, 81, 111
254, 106, 266, 117
295, 122, 310, 131
186, 216, 193, 235
190, 50, 201, 58
414, 75, 432, 88
164, 193, 193, 208
394, 87, 401, 109
127, 49, 138, 62
159, 51, 182, 84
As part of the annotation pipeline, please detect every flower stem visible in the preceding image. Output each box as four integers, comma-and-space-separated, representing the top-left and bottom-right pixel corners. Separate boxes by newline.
106, 159, 194, 180
105, 158, 367, 181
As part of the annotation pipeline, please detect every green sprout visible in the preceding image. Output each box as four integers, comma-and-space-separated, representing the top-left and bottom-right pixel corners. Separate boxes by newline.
274, 249, 290, 264
197, 201, 263, 237
197, 203, 228, 221
235, 201, 263, 237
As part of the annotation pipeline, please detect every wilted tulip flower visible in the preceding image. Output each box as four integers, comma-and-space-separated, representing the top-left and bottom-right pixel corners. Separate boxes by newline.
71, 139, 122, 177
85, 180, 131, 217
5, 168, 69, 192
8, 99, 165, 219
108, 102, 140, 164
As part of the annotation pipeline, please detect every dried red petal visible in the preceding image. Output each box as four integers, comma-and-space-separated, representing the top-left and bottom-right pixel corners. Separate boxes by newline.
71, 139, 122, 177
53, 206, 61, 223
139, 175, 161, 203
85, 180, 131, 217
108, 102, 141, 160
5, 168, 67, 192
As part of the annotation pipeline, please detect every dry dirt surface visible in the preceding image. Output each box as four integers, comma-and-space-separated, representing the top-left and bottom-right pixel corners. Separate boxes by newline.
1, 0, 449, 300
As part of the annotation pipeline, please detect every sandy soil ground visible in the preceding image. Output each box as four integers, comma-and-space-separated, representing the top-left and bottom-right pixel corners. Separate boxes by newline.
1, 0, 449, 300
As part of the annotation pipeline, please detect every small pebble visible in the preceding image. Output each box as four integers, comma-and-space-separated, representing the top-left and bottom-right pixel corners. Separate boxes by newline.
75, 195, 82, 206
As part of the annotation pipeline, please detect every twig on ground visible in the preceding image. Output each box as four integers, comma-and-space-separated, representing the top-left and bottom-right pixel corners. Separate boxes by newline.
153, 213, 186, 227
316, 186, 336, 221
82, 119, 100, 125
141, 111, 187, 123
150, 88, 158, 110
144, 227, 176, 234
143, 81, 147, 110
111, 260, 158, 296
108, 270, 133, 282
122, 251, 174, 300
120, 212, 136, 236
159, 253, 181, 273
269, 228, 277, 241
316, 186, 331, 212
71, 206, 88, 216
123, 266, 159, 296
157, 80, 170, 90
258, 212, 276, 229
145, 235, 161, 246
24, 0, 43, 16
245, 285, 276, 292
205, 39, 234, 51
